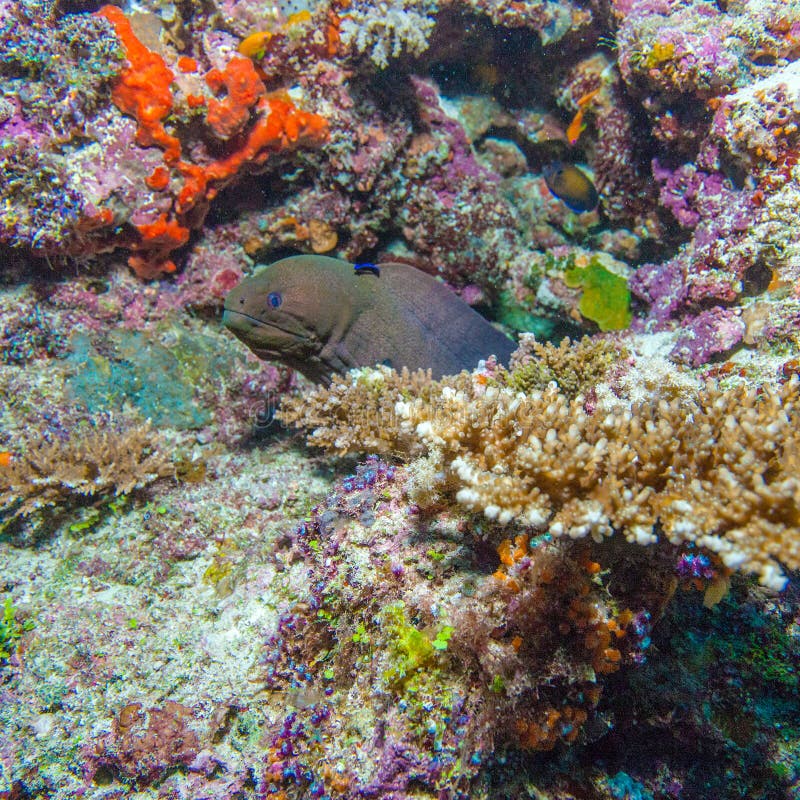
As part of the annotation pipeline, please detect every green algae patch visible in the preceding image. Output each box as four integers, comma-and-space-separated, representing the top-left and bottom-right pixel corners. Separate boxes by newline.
0, 596, 33, 662
65, 325, 234, 429
381, 601, 452, 691
564, 259, 632, 331
382, 602, 435, 689
494, 289, 556, 337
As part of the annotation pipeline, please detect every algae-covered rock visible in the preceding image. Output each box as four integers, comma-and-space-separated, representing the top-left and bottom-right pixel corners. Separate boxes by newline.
66, 326, 233, 429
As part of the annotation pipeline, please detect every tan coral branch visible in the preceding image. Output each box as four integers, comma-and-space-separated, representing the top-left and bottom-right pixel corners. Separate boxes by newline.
279, 361, 799, 591
1, 416, 174, 520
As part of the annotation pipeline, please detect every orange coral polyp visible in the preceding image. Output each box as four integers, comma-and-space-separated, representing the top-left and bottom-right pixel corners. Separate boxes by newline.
177, 56, 198, 73
206, 96, 328, 182
77, 206, 114, 231
497, 538, 514, 567
175, 163, 208, 214
136, 213, 190, 249
96, 6, 328, 278
205, 57, 266, 139
127, 213, 190, 279
326, 10, 342, 56
128, 255, 176, 279
146, 165, 171, 191
97, 5, 180, 162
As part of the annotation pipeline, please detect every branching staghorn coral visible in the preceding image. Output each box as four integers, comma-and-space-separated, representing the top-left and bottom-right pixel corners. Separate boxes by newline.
279, 365, 800, 591
0, 414, 174, 522
506, 333, 625, 398
278, 366, 434, 456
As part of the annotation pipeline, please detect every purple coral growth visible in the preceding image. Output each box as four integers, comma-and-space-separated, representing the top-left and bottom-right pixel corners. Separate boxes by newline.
670, 306, 745, 367
626, 610, 653, 665
653, 160, 731, 229
676, 551, 716, 581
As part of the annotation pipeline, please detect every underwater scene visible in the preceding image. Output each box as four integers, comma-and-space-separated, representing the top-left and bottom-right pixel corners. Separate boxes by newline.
1, 0, 800, 797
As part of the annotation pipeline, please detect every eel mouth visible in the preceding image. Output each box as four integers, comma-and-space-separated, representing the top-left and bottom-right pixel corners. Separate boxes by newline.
222, 309, 311, 358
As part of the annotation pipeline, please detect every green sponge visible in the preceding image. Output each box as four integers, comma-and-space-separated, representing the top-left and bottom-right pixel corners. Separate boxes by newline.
564, 260, 632, 331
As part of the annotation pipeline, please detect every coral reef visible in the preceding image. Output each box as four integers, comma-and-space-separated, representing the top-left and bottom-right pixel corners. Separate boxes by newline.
0, 596, 33, 664
1, 424, 798, 798
506, 333, 625, 397
0, 0, 796, 360
617, 2, 800, 363
279, 363, 800, 590
1, 0, 800, 796
243, 461, 677, 795
0, 3, 328, 277
0, 411, 173, 525
89, 701, 201, 787
341, 0, 437, 68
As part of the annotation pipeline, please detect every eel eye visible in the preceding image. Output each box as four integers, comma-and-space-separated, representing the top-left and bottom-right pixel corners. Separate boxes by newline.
267, 291, 282, 309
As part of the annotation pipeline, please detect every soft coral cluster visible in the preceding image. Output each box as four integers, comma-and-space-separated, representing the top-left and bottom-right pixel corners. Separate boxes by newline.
630, 151, 756, 332
397, 77, 519, 284
0, 4, 122, 252
249, 457, 674, 798
616, 0, 747, 100
615, 0, 800, 361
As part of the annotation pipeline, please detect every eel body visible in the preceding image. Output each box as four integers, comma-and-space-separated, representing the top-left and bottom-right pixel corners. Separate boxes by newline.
223, 255, 516, 384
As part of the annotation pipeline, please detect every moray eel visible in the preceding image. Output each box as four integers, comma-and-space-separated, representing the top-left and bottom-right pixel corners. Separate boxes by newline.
223, 255, 516, 384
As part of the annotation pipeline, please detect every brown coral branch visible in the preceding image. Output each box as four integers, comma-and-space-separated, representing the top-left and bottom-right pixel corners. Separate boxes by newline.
0, 415, 174, 520
278, 361, 799, 590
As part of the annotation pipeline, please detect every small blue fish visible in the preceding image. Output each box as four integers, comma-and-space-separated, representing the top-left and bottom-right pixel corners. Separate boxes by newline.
543, 162, 599, 213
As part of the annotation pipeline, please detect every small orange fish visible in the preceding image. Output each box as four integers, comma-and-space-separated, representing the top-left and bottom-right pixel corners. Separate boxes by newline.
576, 88, 601, 106
566, 88, 601, 145
0, 451, 12, 467
238, 31, 274, 59
239, 11, 312, 60
566, 108, 586, 145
